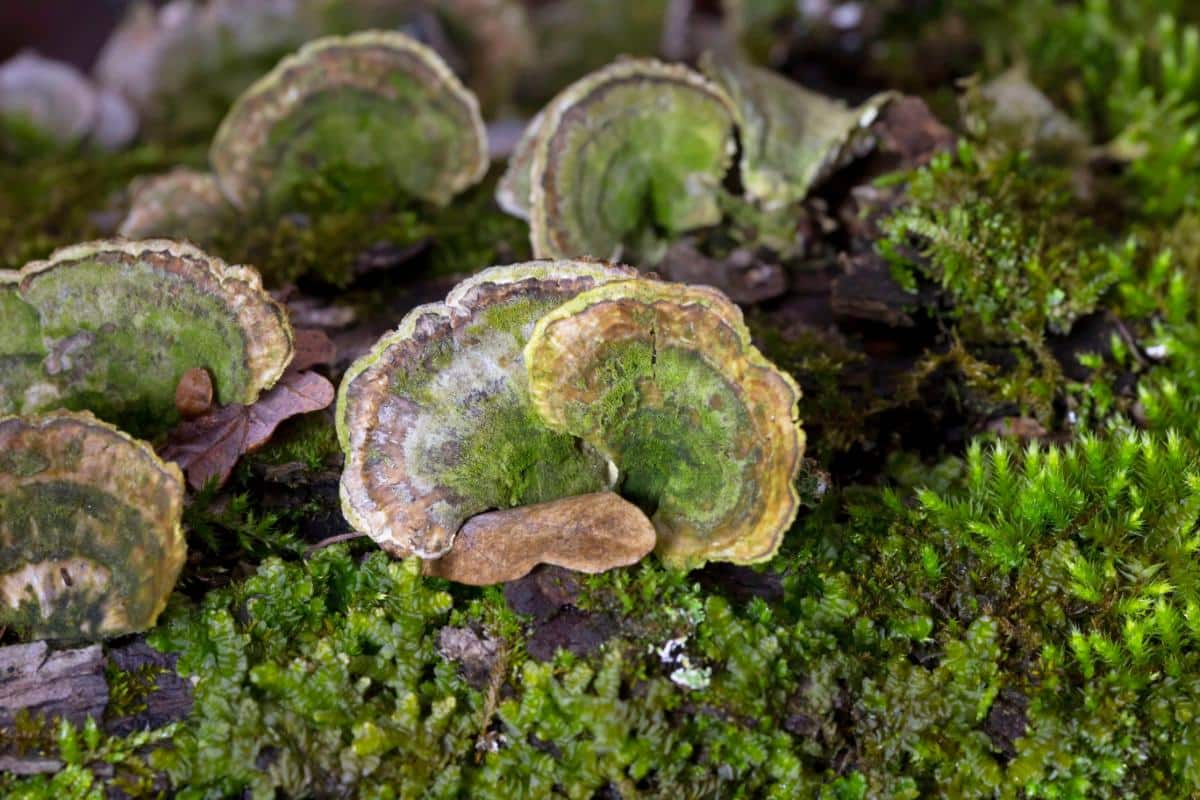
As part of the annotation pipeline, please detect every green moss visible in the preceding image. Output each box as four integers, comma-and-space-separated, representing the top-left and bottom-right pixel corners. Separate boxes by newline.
0, 144, 203, 272
193, 168, 527, 288
247, 413, 341, 471
0, 713, 173, 799
105, 662, 165, 721
440, 396, 608, 510
0, 113, 67, 162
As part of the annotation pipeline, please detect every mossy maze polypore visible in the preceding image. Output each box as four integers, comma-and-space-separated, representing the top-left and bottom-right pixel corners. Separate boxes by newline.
210, 30, 488, 213
518, 59, 737, 260
525, 280, 804, 569
0, 239, 292, 434
0, 412, 185, 640
700, 53, 893, 210
338, 261, 636, 558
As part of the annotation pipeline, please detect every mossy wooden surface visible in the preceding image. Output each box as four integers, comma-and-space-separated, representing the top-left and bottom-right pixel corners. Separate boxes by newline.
7, 1, 1200, 797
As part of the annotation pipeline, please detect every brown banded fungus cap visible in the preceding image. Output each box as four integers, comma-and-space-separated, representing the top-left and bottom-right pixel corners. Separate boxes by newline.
338, 261, 638, 558
0, 239, 293, 436
700, 52, 893, 211
507, 58, 737, 261
525, 279, 804, 569
118, 168, 230, 241
0, 411, 186, 640
209, 30, 489, 213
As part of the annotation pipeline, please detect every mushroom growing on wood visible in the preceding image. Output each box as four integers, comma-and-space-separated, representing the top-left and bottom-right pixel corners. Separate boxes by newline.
499, 58, 737, 262
700, 52, 893, 211
337, 261, 637, 558
210, 30, 489, 213
524, 278, 804, 569
0, 412, 186, 640
0, 239, 293, 436
118, 168, 229, 242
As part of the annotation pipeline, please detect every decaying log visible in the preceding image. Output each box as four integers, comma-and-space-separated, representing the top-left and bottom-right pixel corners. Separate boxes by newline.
0, 640, 108, 728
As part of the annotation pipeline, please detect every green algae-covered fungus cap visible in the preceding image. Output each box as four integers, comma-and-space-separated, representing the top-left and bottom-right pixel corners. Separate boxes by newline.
700, 52, 892, 210
525, 279, 804, 569
210, 30, 488, 213
519, 58, 737, 261
0, 239, 293, 435
337, 260, 639, 558
0, 411, 186, 640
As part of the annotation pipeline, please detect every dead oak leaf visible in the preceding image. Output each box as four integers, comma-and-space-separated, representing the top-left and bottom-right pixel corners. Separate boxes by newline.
289, 328, 337, 373
161, 370, 334, 490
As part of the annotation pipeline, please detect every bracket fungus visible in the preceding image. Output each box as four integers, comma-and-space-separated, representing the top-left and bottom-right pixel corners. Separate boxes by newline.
500, 58, 737, 261
210, 30, 489, 213
0, 412, 186, 640
525, 279, 804, 569
0, 239, 293, 435
0, 51, 137, 152
118, 168, 230, 242
338, 261, 639, 558
422, 492, 656, 585
700, 52, 893, 211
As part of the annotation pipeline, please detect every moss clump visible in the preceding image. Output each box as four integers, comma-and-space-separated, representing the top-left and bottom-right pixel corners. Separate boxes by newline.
195, 169, 528, 288
247, 414, 341, 471
440, 397, 610, 511
0, 713, 174, 798
0, 145, 202, 272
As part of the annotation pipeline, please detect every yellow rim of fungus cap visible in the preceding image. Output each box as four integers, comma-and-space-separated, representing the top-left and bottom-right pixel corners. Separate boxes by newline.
4, 239, 293, 421
336, 260, 635, 558
527, 58, 737, 261
210, 30, 489, 210
525, 278, 804, 569
0, 410, 186, 640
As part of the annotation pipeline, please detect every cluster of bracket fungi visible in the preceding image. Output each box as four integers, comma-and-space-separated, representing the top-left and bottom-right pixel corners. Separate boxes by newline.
337, 262, 803, 582
0, 17, 895, 640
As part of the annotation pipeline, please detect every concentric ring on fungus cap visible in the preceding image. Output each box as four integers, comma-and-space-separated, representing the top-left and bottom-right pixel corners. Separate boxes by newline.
337, 260, 638, 558
525, 278, 804, 570
210, 30, 488, 211
0, 411, 186, 640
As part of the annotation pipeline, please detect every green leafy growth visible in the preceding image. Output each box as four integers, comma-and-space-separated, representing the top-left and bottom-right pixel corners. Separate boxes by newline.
198, 169, 529, 287
148, 548, 478, 797
0, 713, 174, 799
880, 140, 1125, 419
958, 0, 1200, 219
0, 144, 202, 271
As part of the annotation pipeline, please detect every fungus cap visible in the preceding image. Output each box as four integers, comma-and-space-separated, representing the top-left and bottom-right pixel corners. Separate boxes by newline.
525, 278, 804, 569
0, 239, 293, 435
337, 260, 636, 558
524, 58, 737, 261
118, 168, 229, 241
422, 492, 656, 585
701, 52, 892, 210
210, 30, 488, 212
0, 411, 186, 640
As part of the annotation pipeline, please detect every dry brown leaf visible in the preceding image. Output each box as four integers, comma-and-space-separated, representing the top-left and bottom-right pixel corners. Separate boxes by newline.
160, 370, 334, 489
159, 404, 248, 490
245, 371, 335, 451
288, 328, 337, 374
